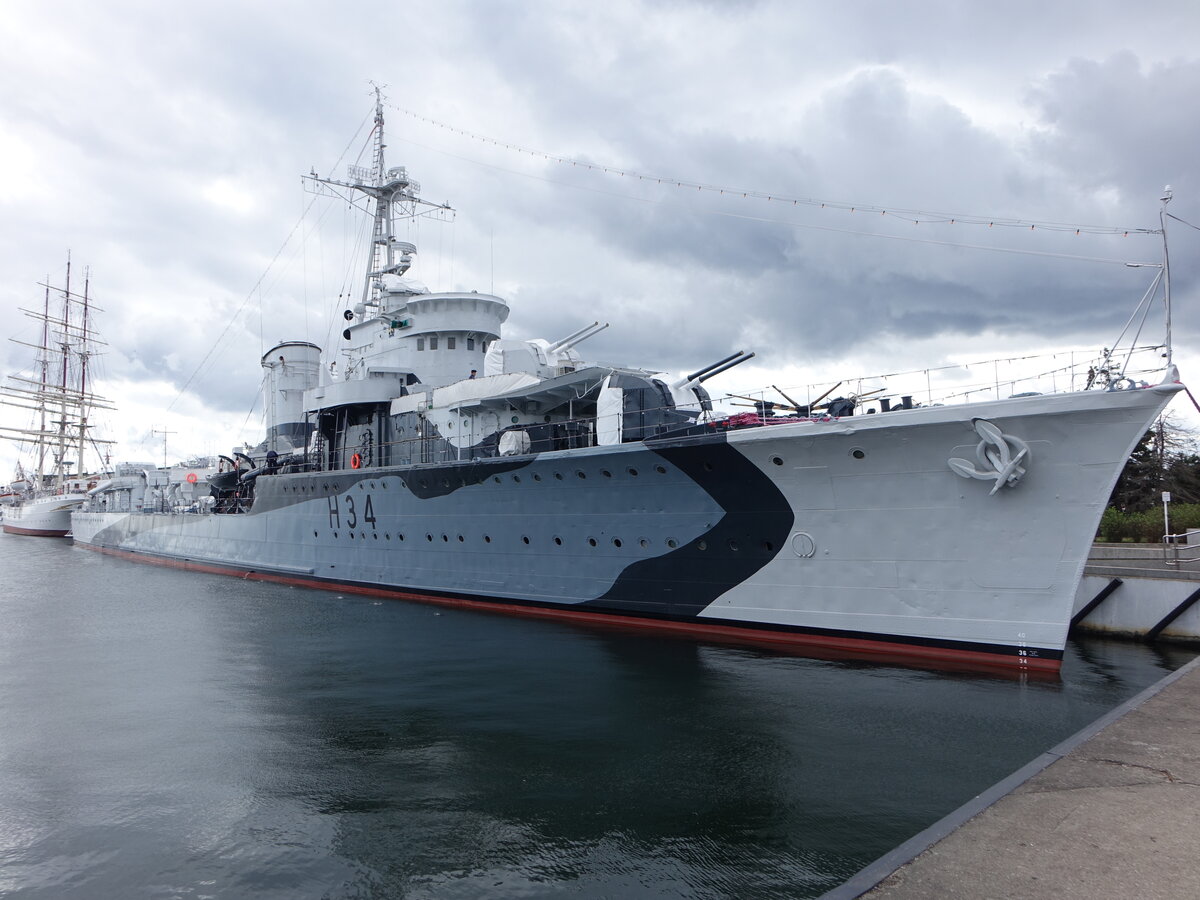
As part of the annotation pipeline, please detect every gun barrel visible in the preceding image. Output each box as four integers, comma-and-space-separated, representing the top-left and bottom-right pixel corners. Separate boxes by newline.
697, 351, 755, 383
550, 321, 607, 352
685, 350, 746, 384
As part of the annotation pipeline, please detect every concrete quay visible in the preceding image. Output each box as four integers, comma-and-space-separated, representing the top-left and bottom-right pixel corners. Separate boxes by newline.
823, 655, 1200, 899
1074, 544, 1200, 642
1085, 542, 1200, 581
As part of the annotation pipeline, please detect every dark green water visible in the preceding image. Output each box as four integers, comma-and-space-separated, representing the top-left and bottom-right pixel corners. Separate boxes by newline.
0, 535, 1192, 898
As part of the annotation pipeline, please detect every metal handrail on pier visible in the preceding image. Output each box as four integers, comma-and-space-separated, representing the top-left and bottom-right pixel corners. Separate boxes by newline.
1162, 530, 1200, 567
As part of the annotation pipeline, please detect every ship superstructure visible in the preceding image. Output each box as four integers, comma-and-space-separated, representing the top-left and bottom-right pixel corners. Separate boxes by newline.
71, 91, 1182, 672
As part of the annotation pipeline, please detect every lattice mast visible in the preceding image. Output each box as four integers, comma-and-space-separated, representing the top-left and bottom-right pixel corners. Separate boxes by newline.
303, 84, 453, 321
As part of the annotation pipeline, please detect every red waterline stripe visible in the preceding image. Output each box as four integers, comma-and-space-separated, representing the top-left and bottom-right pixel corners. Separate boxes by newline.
3, 525, 70, 537
77, 542, 1061, 676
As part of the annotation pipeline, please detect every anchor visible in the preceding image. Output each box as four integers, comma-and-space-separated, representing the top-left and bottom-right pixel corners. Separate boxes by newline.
948, 419, 1031, 495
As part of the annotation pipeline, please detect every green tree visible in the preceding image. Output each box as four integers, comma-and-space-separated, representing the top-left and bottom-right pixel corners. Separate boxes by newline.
1107, 416, 1200, 512
1108, 429, 1161, 512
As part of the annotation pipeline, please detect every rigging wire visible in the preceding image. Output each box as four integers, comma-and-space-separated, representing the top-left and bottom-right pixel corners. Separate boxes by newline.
166, 108, 375, 415
710, 209, 1159, 266
718, 344, 1165, 409
1167, 212, 1200, 232
387, 101, 1160, 237
390, 132, 1158, 266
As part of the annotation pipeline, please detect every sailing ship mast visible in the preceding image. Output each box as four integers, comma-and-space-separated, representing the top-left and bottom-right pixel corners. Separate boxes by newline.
0, 256, 115, 491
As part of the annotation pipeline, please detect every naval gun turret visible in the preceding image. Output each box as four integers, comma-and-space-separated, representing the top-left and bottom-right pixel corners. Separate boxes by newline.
668, 350, 756, 412
485, 321, 611, 380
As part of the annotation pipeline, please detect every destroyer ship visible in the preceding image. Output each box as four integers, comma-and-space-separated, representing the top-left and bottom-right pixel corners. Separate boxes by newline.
72, 92, 1182, 672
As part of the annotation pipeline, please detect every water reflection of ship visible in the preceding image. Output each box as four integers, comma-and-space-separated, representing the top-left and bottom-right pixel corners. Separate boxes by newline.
222, 592, 1190, 896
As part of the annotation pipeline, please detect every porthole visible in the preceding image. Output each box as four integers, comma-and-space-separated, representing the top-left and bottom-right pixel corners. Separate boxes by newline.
763, 541, 775, 552
576, 470, 586, 479
484, 535, 491, 543
639, 538, 649, 548
698, 540, 707, 551
588, 537, 597, 547
533, 473, 542, 482
398, 533, 405, 541
441, 478, 450, 488
457, 535, 464, 542
349, 533, 355, 540
312, 530, 318, 538
385, 533, 391, 540
494, 476, 501, 484
666, 538, 678, 549
770, 456, 784, 466
601, 469, 612, 478
612, 537, 622, 548
554, 472, 564, 480
442, 534, 449, 542
850, 448, 866, 460
655, 465, 666, 474
511, 416, 519, 424
553, 536, 562, 546
703, 462, 714, 472
627, 467, 639, 477
426, 534, 433, 542
522, 535, 530, 545
513, 475, 521, 483
728, 540, 740, 551
373, 533, 378, 540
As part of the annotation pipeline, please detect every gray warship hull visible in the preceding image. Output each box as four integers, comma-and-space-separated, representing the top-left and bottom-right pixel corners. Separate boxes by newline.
71, 380, 1179, 674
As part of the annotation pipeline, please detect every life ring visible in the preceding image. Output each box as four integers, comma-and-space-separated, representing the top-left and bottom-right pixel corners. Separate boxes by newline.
350, 453, 362, 469
186, 472, 198, 484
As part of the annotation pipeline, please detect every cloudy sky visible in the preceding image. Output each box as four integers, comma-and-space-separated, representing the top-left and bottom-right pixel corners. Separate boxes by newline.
2, 0, 1199, 477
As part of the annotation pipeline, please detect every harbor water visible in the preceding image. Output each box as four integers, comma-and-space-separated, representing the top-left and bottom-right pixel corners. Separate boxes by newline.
0, 534, 1193, 899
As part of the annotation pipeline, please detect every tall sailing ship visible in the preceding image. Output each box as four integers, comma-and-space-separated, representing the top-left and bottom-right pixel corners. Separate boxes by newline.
1, 258, 114, 536
71, 92, 1181, 672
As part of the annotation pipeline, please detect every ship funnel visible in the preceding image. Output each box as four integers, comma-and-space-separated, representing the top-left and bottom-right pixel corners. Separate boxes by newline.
261, 341, 322, 452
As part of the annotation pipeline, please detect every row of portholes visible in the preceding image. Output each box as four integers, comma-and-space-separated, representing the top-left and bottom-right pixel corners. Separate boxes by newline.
492, 463, 669, 485
282, 480, 394, 494
317, 529, 678, 548
316, 529, 775, 554
766, 447, 866, 467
